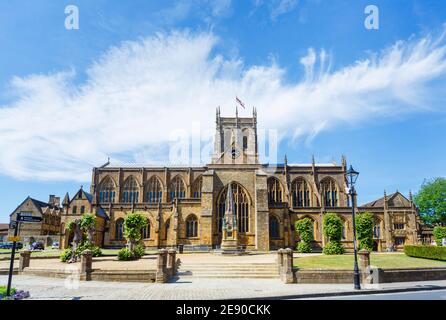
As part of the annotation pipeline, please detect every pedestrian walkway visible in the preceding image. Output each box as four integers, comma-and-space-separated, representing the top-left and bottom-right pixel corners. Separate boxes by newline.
1, 275, 446, 300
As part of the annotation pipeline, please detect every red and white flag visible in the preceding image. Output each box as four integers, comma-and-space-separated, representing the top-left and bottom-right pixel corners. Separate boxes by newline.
236, 96, 245, 109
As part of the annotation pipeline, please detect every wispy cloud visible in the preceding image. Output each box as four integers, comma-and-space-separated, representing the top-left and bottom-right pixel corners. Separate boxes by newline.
1, 27, 446, 181
253, 0, 299, 22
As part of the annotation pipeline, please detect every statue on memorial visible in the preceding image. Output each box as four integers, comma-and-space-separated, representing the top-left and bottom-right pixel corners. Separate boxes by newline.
69, 220, 82, 263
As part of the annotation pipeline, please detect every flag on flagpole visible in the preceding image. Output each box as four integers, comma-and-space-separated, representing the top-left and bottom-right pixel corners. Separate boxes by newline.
236, 96, 245, 109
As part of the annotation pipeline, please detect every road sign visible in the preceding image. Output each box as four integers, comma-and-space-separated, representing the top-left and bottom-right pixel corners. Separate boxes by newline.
17, 216, 42, 223
7, 236, 21, 242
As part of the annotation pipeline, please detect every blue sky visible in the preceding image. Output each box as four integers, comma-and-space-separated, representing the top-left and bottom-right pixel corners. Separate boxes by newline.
1, 0, 446, 222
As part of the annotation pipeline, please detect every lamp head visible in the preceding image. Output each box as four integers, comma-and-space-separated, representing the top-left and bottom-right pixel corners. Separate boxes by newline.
345, 165, 359, 187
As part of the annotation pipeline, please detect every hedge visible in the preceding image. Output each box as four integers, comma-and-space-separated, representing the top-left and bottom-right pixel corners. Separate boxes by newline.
404, 245, 446, 261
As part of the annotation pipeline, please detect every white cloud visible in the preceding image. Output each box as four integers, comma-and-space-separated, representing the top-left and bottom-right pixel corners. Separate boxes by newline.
1, 28, 446, 181
253, 0, 299, 22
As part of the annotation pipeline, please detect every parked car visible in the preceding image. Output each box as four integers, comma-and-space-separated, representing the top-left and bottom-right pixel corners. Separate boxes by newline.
51, 242, 60, 249
0, 242, 23, 249
29, 242, 44, 251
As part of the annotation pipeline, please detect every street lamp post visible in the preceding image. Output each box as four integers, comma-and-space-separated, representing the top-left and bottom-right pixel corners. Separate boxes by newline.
345, 165, 361, 290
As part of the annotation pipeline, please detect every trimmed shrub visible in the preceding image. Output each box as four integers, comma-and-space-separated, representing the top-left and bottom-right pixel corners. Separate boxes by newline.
323, 241, 345, 255
118, 248, 134, 261
323, 213, 344, 255
134, 244, 146, 258
295, 218, 314, 253
404, 245, 446, 261
433, 226, 446, 246
297, 242, 312, 253
60, 248, 73, 262
356, 212, 374, 251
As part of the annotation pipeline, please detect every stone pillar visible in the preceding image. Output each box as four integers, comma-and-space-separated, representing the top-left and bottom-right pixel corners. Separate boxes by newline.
156, 249, 168, 283
167, 249, 177, 277
358, 249, 372, 284
80, 250, 93, 281
19, 251, 31, 271
277, 249, 284, 273
281, 248, 294, 284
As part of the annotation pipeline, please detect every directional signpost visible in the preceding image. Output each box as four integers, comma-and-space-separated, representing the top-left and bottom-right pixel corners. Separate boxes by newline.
6, 213, 43, 297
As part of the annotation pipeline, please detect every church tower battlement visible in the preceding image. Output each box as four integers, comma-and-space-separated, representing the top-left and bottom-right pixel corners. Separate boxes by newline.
212, 107, 258, 165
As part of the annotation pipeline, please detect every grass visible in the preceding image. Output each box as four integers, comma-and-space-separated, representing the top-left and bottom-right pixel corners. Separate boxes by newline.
0, 286, 16, 296
294, 253, 446, 270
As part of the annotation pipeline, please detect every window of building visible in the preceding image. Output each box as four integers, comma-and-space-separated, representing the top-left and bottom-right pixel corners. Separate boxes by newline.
394, 223, 405, 230
20, 211, 33, 217
291, 178, 311, 207
99, 176, 116, 203
267, 178, 283, 204
321, 178, 339, 207
243, 136, 248, 150
115, 219, 124, 241
374, 224, 381, 238
217, 183, 249, 233
145, 176, 162, 203
269, 216, 280, 239
192, 177, 202, 199
141, 221, 150, 239
186, 215, 198, 238
72, 206, 77, 214
169, 176, 186, 201
121, 176, 139, 203
80, 206, 85, 214
395, 237, 405, 246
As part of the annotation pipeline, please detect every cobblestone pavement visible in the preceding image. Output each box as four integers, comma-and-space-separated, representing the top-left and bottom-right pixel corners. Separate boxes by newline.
2, 275, 446, 300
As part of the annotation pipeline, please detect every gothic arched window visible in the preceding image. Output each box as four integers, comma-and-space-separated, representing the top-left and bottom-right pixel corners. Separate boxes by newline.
217, 183, 250, 233
99, 176, 116, 204
268, 177, 283, 204
269, 216, 280, 239
121, 176, 139, 203
243, 136, 248, 150
169, 176, 186, 201
321, 178, 339, 207
186, 215, 198, 238
192, 177, 202, 199
141, 220, 150, 239
115, 218, 124, 241
145, 176, 162, 203
291, 178, 311, 208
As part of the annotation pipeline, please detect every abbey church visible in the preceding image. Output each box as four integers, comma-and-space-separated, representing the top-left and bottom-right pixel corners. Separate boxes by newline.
11, 109, 422, 252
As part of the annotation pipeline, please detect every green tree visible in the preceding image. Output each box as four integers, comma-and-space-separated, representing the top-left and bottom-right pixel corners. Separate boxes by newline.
414, 178, 446, 226
295, 218, 314, 253
433, 226, 446, 246
323, 213, 344, 255
356, 212, 374, 251
123, 212, 148, 253
80, 213, 96, 244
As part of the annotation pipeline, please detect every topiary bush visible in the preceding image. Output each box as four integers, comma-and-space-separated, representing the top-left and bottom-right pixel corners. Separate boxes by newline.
295, 218, 314, 253
404, 245, 446, 261
433, 226, 446, 246
117, 248, 134, 261
356, 212, 374, 251
60, 248, 73, 262
323, 241, 345, 255
323, 213, 344, 255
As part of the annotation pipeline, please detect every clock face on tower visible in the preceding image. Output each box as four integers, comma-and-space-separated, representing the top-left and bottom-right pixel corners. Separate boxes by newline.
231, 148, 240, 159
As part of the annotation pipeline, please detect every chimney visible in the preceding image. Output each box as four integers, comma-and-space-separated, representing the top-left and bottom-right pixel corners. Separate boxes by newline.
49, 195, 60, 207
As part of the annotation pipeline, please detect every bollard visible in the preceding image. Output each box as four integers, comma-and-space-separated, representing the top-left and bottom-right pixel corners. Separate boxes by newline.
167, 249, 177, 277
80, 250, 92, 281
156, 249, 168, 283
358, 249, 372, 284
19, 251, 31, 271
277, 248, 284, 273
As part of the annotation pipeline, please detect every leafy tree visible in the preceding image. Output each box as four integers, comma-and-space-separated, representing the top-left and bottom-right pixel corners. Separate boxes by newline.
433, 226, 446, 246
356, 212, 374, 251
295, 218, 314, 253
123, 212, 147, 255
80, 213, 96, 244
323, 213, 344, 255
414, 178, 446, 226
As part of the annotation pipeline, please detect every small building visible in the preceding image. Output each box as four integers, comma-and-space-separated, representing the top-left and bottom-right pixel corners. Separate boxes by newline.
60, 187, 108, 249
8, 195, 62, 246
0, 224, 9, 242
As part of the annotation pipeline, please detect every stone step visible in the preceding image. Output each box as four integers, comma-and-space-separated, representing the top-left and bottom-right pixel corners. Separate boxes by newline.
178, 274, 280, 279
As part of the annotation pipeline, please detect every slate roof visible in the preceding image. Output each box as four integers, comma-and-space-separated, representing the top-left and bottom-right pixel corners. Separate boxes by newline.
362, 192, 412, 208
